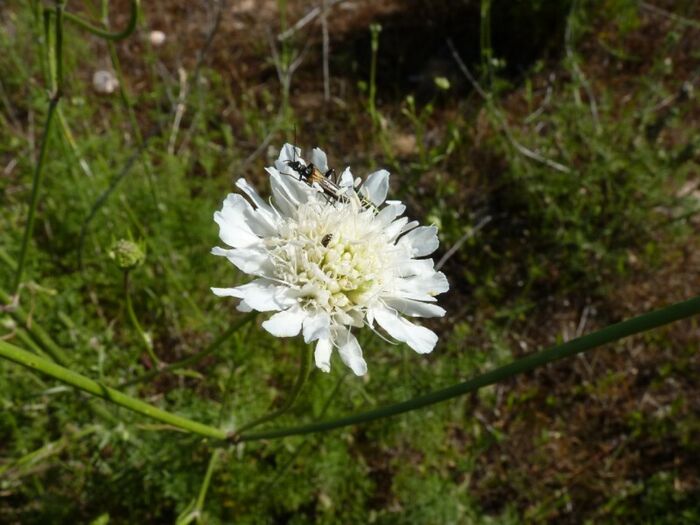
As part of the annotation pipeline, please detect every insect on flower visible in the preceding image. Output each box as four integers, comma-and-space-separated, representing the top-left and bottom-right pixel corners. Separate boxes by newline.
284, 148, 377, 211
286, 157, 344, 204
211, 144, 449, 376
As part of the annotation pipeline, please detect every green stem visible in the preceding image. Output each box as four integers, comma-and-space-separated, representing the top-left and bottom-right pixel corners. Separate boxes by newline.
365, 23, 395, 168
0, 340, 227, 440
0, 288, 70, 364
0, 425, 98, 477
103, 0, 158, 207
368, 23, 381, 129
13, 1, 65, 294
57, 106, 94, 178
238, 294, 700, 441
0, 247, 17, 272
54, 1, 64, 87
13, 328, 51, 361
3, 295, 700, 443
63, 0, 139, 41
124, 270, 159, 364
480, 0, 493, 89
195, 449, 221, 518
257, 373, 348, 492
118, 313, 257, 388
12, 99, 59, 295
175, 448, 223, 525
233, 342, 312, 436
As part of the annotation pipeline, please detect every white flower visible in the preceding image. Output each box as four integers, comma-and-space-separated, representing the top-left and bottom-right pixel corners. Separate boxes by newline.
149, 30, 166, 46
92, 70, 118, 94
211, 144, 449, 376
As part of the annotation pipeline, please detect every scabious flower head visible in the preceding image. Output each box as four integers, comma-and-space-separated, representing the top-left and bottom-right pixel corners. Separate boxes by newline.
109, 239, 145, 270
212, 144, 449, 375
92, 70, 118, 95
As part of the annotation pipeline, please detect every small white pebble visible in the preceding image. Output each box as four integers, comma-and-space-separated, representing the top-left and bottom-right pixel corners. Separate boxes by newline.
92, 70, 118, 94
149, 30, 166, 46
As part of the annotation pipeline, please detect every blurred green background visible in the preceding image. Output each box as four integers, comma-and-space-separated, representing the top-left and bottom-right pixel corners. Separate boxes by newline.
1, 0, 699, 523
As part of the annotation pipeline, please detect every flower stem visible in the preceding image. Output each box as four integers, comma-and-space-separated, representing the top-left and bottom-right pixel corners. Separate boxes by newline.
233, 342, 312, 437
256, 373, 348, 492
118, 313, 257, 389
195, 449, 221, 516
368, 23, 381, 129
0, 339, 227, 440
0, 290, 70, 366
63, 0, 139, 41
102, 0, 158, 208
123, 270, 159, 365
3, 296, 700, 443
480, 0, 493, 89
0, 425, 99, 478
237, 294, 700, 442
12, 4, 64, 295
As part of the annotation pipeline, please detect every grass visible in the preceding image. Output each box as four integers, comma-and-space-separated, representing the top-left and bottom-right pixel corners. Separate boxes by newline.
1, 0, 700, 523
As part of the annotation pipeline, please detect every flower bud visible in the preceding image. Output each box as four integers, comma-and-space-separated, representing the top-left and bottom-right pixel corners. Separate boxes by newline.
109, 239, 145, 270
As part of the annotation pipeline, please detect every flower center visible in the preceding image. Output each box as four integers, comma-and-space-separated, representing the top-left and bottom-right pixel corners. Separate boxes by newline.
267, 197, 394, 318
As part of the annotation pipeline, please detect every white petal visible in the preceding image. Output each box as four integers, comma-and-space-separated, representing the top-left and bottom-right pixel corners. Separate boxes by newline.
211, 279, 296, 311
242, 204, 278, 237
261, 308, 305, 337
375, 201, 406, 227
383, 297, 446, 318
302, 311, 331, 343
233, 180, 280, 234
236, 300, 253, 312
235, 178, 272, 213
214, 194, 260, 248
397, 272, 449, 298
266, 171, 305, 217
398, 225, 439, 257
211, 287, 240, 297
400, 220, 419, 235
374, 307, 438, 354
360, 169, 390, 206
270, 165, 314, 201
337, 331, 367, 376
396, 258, 436, 277
339, 167, 354, 187
314, 338, 333, 373
211, 246, 273, 276
275, 143, 303, 169
384, 217, 409, 242
310, 148, 329, 173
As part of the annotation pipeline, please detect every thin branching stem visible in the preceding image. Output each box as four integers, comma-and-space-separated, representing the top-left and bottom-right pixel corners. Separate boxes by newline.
3, 296, 700, 442
118, 313, 257, 389
233, 342, 312, 437
480, 0, 493, 89
0, 425, 99, 478
106, 41, 159, 207
0, 340, 227, 440
123, 270, 159, 365
12, 1, 65, 294
0, 288, 70, 364
237, 294, 700, 442
194, 449, 222, 519
63, 0, 139, 41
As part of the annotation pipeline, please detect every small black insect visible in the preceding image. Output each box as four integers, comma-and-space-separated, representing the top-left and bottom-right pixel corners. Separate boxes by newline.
321, 233, 333, 247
